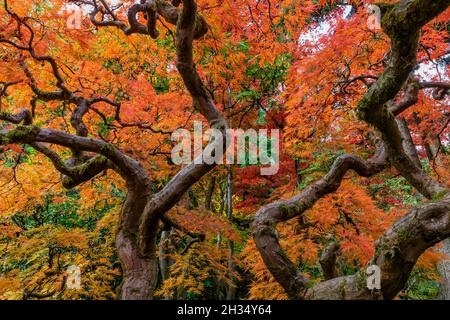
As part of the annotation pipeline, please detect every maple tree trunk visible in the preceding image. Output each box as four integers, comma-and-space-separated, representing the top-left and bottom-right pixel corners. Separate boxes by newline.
437, 239, 450, 300
396, 117, 422, 169
117, 230, 159, 300
117, 186, 159, 300
159, 230, 172, 283
319, 242, 339, 281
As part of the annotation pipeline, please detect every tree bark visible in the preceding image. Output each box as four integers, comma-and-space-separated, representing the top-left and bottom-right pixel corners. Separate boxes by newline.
319, 242, 339, 280
396, 117, 422, 169
437, 239, 450, 300
117, 185, 157, 300
117, 230, 159, 300
159, 230, 173, 282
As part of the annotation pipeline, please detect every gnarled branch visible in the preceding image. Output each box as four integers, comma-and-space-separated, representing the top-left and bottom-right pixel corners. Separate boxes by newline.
252, 142, 388, 299
138, 0, 228, 258
356, 0, 449, 199
306, 194, 450, 300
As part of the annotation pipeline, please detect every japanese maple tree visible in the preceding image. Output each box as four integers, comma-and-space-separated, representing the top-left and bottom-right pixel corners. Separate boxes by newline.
0, 0, 449, 300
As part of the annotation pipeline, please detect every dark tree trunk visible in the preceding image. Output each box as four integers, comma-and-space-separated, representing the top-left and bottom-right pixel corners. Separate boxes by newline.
396, 117, 422, 169
159, 230, 173, 283
117, 230, 159, 300
438, 239, 450, 300
117, 186, 158, 300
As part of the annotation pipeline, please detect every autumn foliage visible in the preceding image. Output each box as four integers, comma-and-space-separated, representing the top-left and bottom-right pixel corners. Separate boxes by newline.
0, 0, 449, 300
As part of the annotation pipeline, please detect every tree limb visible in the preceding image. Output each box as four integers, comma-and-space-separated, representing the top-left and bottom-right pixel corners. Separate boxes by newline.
357, 0, 449, 199
306, 194, 450, 300
252, 142, 388, 299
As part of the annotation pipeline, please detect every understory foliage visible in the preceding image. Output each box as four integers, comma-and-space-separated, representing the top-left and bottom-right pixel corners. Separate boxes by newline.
0, 0, 449, 300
